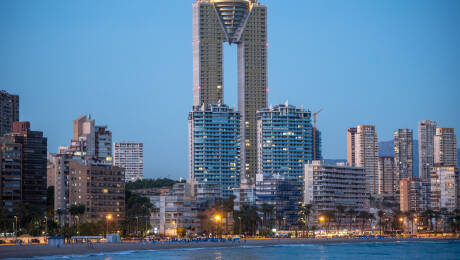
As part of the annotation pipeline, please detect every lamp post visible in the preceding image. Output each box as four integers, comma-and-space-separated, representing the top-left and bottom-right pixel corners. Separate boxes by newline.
44, 216, 48, 236
14, 216, 18, 238
136, 216, 139, 237
106, 214, 112, 238
238, 217, 242, 235
399, 217, 404, 234
319, 216, 325, 235
214, 215, 221, 237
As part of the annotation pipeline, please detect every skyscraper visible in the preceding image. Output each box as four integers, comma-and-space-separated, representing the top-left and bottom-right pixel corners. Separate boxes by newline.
192, 0, 267, 180
354, 125, 379, 195
418, 120, 437, 180
347, 128, 357, 167
188, 103, 241, 199
0, 122, 47, 213
256, 103, 314, 180
0, 90, 19, 136
72, 115, 112, 161
113, 142, 144, 182
430, 166, 458, 212
400, 177, 430, 213
377, 156, 396, 195
394, 129, 414, 183
434, 128, 457, 167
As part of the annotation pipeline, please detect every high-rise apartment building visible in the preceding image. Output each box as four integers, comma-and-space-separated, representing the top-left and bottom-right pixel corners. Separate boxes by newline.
0, 138, 22, 212
418, 120, 437, 180
68, 160, 125, 223
400, 177, 430, 213
113, 142, 144, 182
347, 128, 357, 167
72, 115, 112, 161
394, 129, 414, 183
353, 125, 379, 195
430, 166, 458, 212
434, 128, 457, 167
188, 103, 241, 199
0, 122, 47, 213
192, 0, 268, 181
256, 103, 314, 180
304, 161, 369, 214
377, 156, 396, 195
0, 90, 19, 136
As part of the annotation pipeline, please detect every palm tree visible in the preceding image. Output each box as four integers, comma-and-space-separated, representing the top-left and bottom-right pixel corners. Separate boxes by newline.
297, 204, 312, 238
422, 209, 434, 232
346, 208, 357, 232
261, 203, 275, 231
377, 210, 386, 235
69, 204, 85, 233
336, 205, 346, 231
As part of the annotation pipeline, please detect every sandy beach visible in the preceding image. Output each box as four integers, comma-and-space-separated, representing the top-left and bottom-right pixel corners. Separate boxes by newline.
0, 238, 457, 259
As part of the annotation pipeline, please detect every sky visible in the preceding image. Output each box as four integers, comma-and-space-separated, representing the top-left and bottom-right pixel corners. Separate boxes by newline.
0, 0, 459, 179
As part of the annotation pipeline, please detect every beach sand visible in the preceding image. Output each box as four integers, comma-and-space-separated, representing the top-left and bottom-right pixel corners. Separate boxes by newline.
0, 238, 457, 259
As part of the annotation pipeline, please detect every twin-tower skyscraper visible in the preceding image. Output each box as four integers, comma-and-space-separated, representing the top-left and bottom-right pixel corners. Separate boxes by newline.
192, 0, 267, 181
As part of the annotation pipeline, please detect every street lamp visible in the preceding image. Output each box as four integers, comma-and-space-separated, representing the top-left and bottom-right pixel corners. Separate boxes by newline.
106, 214, 113, 237
214, 215, 221, 237
14, 216, 18, 238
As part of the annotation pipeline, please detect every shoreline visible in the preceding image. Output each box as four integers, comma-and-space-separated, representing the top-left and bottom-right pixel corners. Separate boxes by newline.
0, 238, 458, 259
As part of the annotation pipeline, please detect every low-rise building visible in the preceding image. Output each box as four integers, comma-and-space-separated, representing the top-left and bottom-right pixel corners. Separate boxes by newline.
149, 183, 199, 237
304, 161, 369, 214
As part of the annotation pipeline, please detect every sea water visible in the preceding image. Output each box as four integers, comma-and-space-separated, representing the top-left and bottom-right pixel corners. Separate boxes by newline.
9, 241, 460, 260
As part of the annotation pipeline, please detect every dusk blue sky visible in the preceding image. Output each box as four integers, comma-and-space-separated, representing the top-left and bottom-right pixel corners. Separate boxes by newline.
1, 0, 459, 179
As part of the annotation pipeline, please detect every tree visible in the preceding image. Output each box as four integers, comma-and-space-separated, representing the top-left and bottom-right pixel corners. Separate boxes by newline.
335, 205, 346, 231
261, 203, 275, 231
346, 208, 357, 231
377, 210, 386, 234
69, 204, 85, 232
123, 190, 153, 237
297, 204, 312, 238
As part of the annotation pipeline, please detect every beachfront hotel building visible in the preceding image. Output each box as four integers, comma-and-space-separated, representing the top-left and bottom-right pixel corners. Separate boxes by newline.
68, 160, 125, 224
430, 165, 458, 212
349, 125, 379, 195
192, 0, 267, 181
72, 115, 113, 162
418, 120, 437, 181
188, 103, 241, 200
434, 128, 457, 168
304, 161, 369, 214
377, 156, 396, 195
113, 142, 144, 182
0, 90, 19, 136
400, 177, 430, 213
394, 129, 414, 184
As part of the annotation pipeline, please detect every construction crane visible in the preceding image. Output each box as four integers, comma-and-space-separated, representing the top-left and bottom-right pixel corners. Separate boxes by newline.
312, 109, 323, 160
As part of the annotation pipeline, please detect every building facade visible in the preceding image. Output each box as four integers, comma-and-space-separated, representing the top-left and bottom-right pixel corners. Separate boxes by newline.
68, 160, 125, 223
255, 173, 303, 230
0, 90, 19, 136
113, 142, 144, 182
430, 166, 458, 212
400, 177, 430, 213
394, 129, 413, 184
150, 183, 200, 237
72, 115, 112, 161
347, 128, 357, 167
434, 128, 457, 167
377, 156, 396, 195
188, 103, 241, 199
304, 161, 369, 214
192, 0, 268, 181
353, 125, 379, 195
1, 122, 48, 213
256, 103, 314, 180
0, 138, 22, 212
418, 120, 437, 181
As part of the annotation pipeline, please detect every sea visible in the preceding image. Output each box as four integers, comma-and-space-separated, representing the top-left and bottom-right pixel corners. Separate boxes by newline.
8, 241, 460, 260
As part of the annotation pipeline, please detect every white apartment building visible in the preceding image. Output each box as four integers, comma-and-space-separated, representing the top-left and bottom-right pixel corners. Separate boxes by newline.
113, 142, 144, 182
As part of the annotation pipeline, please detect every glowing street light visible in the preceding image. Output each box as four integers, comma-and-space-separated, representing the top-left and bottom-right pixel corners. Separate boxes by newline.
319, 216, 325, 223
106, 214, 113, 237
214, 215, 221, 222
399, 217, 404, 223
